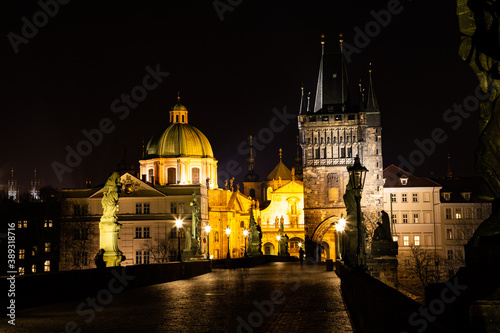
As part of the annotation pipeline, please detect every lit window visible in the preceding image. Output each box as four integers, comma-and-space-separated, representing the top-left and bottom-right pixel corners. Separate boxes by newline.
462, 193, 471, 201
414, 236, 420, 246
32, 264, 36, 273
18, 267, 24, 275
412, 193, 418, 202
392, 214, 397, 224
393, 236, 398, 242
455, 208, 462, 219
391, 193, 397, 203
402, 214, 408, 224
413, 213, 419, 223
401, 178, 408, 186
403, 236, 409, 246
32, 246, 37, 256
44, 260, 50, 272
445, 208, 452, 219
402, 194, 408, 202
45, 242, 51, 253
44, 220, 53, 228
19, 249, 25, 260
179, 203, 185, 214
443, 193, 451, 201
446, 228, 453, 240
18, 220, 22, 228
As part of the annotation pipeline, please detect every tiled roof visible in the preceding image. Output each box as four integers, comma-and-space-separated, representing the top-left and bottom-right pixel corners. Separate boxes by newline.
383, 165, 441, 188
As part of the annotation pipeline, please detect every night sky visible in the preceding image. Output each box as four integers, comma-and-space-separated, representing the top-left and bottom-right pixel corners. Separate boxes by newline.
2, 1, 479, 192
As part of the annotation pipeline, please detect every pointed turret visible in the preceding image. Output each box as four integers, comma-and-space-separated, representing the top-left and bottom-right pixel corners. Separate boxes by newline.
299, 84, 307, 115
170, 92, 189, 124
306, 92, 311, 112
365, 64, 380, 113
245, 135, 259, 182
30, 168, 40, 200
313, 35, 325, 113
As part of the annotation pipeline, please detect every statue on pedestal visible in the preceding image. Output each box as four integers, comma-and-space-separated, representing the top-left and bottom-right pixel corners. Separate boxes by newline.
248, 205, 262, 256
99, 172, 125, 267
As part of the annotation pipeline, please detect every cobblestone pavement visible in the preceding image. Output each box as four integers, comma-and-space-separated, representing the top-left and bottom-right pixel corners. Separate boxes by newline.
2, 262, 353, 333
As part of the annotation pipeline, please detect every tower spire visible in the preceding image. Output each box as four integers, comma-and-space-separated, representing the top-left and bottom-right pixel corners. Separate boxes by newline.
365, 63, 380, 113
177, 91, 180, 103
306, 92, 311, 112
313, 34, 325, 113
279, 148, 283, 162
244, 135, 259, 183
299, 84, 305, 115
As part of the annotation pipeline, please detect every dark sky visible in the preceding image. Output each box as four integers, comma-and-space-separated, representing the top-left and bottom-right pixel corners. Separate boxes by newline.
2, 0, 480, 192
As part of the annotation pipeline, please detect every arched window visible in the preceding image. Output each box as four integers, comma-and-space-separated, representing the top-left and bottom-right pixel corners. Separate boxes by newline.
327, 137, 330, 144
168, 168, 176, 184
192, 168, 200, 184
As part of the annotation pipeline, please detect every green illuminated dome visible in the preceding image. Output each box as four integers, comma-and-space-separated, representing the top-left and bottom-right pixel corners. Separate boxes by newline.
145, 102, 213, 159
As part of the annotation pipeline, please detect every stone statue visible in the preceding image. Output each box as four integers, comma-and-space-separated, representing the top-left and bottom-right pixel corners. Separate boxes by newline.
248, 206, 263, 256
372, 211, 398, 256
279, 233, 289, 256
373, 211, 392, 241
99, 172, 125, 267
190, 193, 201, 257
102, 172, 121, 219
458, 1, 500, 246
343, 178, 357, 219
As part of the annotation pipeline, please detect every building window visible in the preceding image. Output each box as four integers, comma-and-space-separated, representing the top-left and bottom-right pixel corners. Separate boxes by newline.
402, 193, 408, 202
171, 203, 178, 214
32, 246, 37, 257
455, 208, 462, 219
465, 208, 472, 219
340, 148, 346, 158
32, 264, 36, 273
144, 251, 150, 264
136, 251, 142, 264
143, 203, 150, 214
413, 213, 419, 223
167, 168, 176, 184
74, 251, 88, 267
136, 203, 142, 214
136, 251, 150, 264
445, 208, 452, 220
19, 249, 25, 260
18, 267, 24, 275
44, 220, 53, 228
179, 203, 185, 214
392, 214, 397, 224
192, 168, 200, 184
44, 260, 50, 272
443, 193, 451, 201
214, 231, 219, 242
45, 242, 51, 253
446, 228, 453, 240
414, 236, 420, 246
462, 192, 471, 201
447, 249, 454, 260
412, 193, 418, 202
18, 220, 28, 228
402, 214, 408, 224
391, 193, 396, 203
476, 208, 482, 219
347, 147, 353, 158
135, 227, 150, 239
403, 236, 409, 246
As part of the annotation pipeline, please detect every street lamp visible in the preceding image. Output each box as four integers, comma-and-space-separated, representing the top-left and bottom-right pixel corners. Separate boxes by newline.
175, 219, 183, 261
276, 235, 281, 256
205, 225, 211, 260
243, 229, 249, 258
336, 218, 346, 260
225, 227, 231, 259
347, 155, 368, 268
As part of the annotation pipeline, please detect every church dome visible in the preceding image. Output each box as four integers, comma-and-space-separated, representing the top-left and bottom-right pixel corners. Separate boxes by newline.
172, 103, 187, 111
145, 123, 214, 159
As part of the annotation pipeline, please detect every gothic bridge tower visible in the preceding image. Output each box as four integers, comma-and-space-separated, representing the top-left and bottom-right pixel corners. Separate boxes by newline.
298, 35, 384, 258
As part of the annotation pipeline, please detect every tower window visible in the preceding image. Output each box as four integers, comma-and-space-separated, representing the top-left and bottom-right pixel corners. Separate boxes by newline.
192, 168, 200, 184
176, 115, 179, 122
182, 115, 185, 122
168, 168, 176, 184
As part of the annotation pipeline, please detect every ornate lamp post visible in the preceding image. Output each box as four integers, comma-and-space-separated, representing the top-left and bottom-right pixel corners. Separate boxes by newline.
205, 225, 211, 260
336, 218, 346, 260
347, 156, 368, 268
175, 219, 183, 261
243, 229, 249, 258
225, 227, 231, 259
